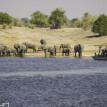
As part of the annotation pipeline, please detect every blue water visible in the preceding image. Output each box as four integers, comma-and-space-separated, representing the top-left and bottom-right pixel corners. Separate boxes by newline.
0, 57, 107, 107
0, 57, 107, 73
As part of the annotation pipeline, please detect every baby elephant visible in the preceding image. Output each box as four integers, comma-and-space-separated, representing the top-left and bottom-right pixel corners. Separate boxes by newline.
62, 48, 71, 56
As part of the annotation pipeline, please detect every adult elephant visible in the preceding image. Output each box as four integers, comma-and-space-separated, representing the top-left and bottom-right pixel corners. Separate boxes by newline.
38, 39, 47, 51
38, 44, 46, 51
23, 42, 36, 52
60, 44, 71, 50
0, 45, 3, 57
0, 45, 7, 56
62, 48, 71, 56
18, 44, 27, 57
74, 44, 84, 57
44, 46, 56, 58
14, 44, 21, 54
11, 48, 17, 56
5, 46, 12, 56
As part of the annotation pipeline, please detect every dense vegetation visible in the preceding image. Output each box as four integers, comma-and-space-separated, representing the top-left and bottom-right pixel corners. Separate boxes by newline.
92, 14, 107, 36
0, 9, 106, 36
48, 8, 68, 29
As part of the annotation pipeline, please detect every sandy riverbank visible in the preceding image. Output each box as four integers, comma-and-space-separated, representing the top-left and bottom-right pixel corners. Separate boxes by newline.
0, 27, 107, 57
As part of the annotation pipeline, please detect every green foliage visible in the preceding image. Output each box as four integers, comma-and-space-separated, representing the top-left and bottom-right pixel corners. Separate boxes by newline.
28, 24, 35, 29
70, 18, 82, 28
0, 12, 12, 24
81, 12, 97, 30
1, 23, 7, 29
92, 14, 107, 36
49, 8, 68, 29
8, 24, 12, 29
31, 11, 49, 27
21, 17, 30, 27
12, 18, 23, 27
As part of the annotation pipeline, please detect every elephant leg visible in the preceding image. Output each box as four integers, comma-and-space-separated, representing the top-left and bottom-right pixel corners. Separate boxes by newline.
79, 52, 81, 57
50, 52, 51, 58
44, 50, 47, 58
75, 52, 76, 57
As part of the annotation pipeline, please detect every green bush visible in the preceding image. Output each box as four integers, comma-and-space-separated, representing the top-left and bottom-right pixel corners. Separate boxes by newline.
31, 11, 49, 27
28, 24, 35, 29
1, 23, 7, 29
81, 12, 97, 31
0, 12, 12, 24
49, 8, 68, 29
8, 24, 12, 29
70, 18, 82, 28
12, 18, 23, 27
21, 17, 30, 27
92, 14, 107, 36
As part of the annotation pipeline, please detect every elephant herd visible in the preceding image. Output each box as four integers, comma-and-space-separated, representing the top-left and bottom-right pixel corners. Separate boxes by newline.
0, 39, 84, 58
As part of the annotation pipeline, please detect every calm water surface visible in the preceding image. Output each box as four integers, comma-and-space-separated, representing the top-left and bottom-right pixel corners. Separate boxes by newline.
0, 57, 107, 107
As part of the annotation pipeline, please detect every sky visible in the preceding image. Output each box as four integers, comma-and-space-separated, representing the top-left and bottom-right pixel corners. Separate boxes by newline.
0, 0, 107, 19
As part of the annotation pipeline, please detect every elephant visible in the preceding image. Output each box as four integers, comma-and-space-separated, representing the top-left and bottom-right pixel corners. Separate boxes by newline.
38, 44, 46, 51
40, 39, 47, 45
60, 44, 71, 50
62, 48, 71, 56
11, 48, 17, 56
5, 46, 12, 56
14, 44, 21, 54
44, 46, 56, 58
74, 44, 84, 57
0, 45, 7, 56
0, 45, 3, 57
22, 42, 36, 52
38, 39, 47, 51
18, 44, 27, 57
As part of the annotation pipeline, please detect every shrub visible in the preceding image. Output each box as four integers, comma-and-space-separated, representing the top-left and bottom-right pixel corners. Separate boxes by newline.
31, 11, 49, 27
28, 24, 35, 29
8, 24, 12, 29
12, 18, 23, 27
92, 14, 107, 36
1, 23, 7, 29
0, 12, 12, 24
81, 12, 97, 31
49, 8, 68, 29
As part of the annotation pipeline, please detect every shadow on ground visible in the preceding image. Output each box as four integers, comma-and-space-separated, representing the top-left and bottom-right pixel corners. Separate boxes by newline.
86, 35, 100, 38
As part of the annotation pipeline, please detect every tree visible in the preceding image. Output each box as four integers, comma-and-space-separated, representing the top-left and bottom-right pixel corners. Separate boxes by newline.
0, 12, 12, 24
92, 14, 107, 36
70, 18, 81, 28
21, 17, 30, 27
31, 11, 49, 27
81, 12, 97, 30
49, 8, 68, 29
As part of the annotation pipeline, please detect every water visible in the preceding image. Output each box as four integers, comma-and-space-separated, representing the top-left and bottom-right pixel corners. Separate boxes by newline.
0, 57, 107, 107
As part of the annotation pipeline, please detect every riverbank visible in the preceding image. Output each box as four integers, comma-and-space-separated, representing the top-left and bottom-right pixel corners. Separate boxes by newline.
0, 27, 107, 57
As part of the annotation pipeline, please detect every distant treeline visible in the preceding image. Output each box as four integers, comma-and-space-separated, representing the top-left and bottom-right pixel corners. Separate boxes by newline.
0, 8, 107, 36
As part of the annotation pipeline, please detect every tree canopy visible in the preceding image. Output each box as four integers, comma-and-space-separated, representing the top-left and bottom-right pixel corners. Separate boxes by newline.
92, 14, 107, 36
31, 11, 49, 27
49, 8, 68, 29
0, 12, 12, 24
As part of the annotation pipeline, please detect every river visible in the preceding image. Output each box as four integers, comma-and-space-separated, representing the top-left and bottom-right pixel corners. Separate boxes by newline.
0, 57, 107, 107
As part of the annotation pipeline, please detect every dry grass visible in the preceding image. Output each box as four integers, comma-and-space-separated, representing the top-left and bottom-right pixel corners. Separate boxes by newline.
0, 27, 107, 57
